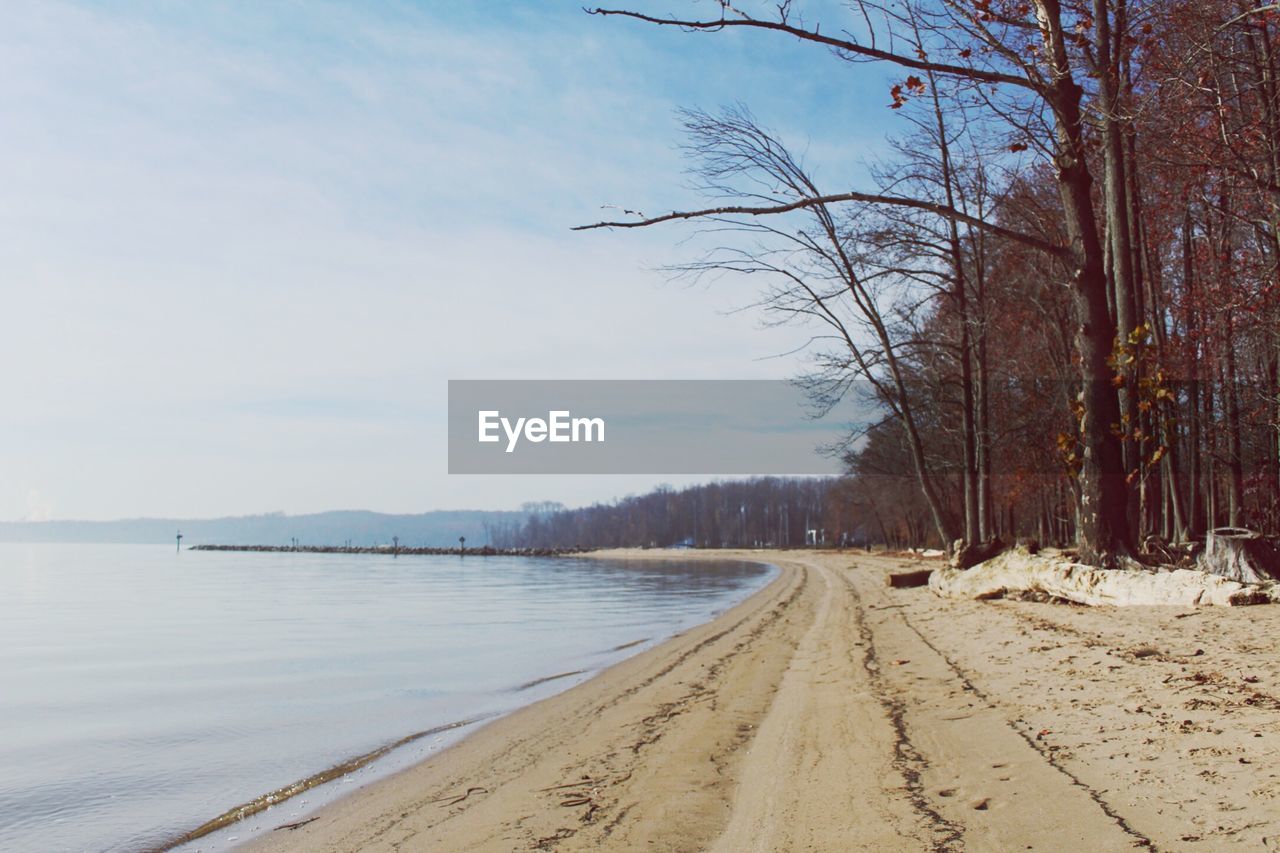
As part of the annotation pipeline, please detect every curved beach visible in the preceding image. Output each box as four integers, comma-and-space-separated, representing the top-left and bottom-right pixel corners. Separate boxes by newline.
244, 550, 1280, 851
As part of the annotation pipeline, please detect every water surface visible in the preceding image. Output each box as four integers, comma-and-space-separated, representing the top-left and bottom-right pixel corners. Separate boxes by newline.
0, 544, 773, 852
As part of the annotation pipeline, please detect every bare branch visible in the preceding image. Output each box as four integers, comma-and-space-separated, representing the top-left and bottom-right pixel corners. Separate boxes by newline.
573, 191, 1066, 257
586, 8, 1037, 90
1217, 3, 1280, 33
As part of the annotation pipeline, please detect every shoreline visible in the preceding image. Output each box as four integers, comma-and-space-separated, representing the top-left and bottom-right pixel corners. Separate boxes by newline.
171, 551, 785, 852
238, 549, 1280, 851
163, 717, 490, 850
232, 550, 797, 852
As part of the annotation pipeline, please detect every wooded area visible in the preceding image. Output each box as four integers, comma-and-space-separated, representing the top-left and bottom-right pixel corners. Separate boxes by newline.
487, 479, 860, 549
577, 0, 1280, 567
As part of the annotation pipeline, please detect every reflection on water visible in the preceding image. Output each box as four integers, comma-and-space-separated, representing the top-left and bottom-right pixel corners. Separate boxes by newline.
0, 544, 772, 852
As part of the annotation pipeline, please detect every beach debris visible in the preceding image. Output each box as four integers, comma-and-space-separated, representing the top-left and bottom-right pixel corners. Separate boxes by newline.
538, 775, 606, 792
532, 827, 577, 849
1139, 534, 1183, 565
887, 568, 933, 589
429, 786, 488, 807
273, 817, 319, 831
538, 773, 613, 826
929, 546, 1279, 606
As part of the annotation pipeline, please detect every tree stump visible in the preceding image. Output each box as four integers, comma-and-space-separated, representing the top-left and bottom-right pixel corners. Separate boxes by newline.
1197, 528, 1280, 584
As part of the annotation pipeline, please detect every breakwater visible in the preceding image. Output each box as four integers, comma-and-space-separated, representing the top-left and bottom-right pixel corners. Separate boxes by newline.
187, 544, 591, 556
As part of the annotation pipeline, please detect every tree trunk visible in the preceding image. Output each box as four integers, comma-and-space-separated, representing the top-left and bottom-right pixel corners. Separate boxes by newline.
1036, 0, 1134, 565
1095, 0, 1140, 529
1223, 314, 1245, 527
976, 303, 994, 541
1205, 376, 1219, 529
929, 85, 981, 546
1183, 209, 1206, 537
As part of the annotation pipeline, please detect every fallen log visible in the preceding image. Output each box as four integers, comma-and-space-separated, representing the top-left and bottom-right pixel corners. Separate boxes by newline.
930, 547, 1277, 607
887, 569, 933, 589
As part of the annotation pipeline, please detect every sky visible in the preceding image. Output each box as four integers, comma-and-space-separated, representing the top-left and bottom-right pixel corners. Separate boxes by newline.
0, 0, 897, 520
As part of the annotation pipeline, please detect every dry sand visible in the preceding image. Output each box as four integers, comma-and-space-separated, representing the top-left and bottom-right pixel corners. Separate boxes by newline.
243, 550, 1280, 852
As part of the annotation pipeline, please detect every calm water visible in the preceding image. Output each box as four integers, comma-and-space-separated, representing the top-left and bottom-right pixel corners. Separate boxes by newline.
0, 544, 774, 852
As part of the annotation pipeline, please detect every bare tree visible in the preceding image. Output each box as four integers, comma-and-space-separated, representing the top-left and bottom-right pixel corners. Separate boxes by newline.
577, 0, 1138, 565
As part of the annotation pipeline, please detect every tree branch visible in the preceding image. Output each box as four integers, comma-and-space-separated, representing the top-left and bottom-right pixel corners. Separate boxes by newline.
587, 8, 1037, 90
1217, 3, 1280, 33
573, 191, 1066, 257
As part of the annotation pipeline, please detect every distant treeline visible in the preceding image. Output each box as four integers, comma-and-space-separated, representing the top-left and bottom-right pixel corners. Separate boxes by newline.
0, 509, 522, 548
487, 478, 865, 550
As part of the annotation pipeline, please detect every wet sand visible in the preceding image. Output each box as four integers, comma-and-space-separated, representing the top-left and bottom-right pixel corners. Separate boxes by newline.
242, 550, 1280, 851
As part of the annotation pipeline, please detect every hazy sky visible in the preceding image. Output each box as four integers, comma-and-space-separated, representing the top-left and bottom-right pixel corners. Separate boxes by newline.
1, 1, 894, 520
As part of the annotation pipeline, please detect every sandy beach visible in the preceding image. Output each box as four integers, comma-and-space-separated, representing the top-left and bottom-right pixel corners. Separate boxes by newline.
244, 550, 1280, 852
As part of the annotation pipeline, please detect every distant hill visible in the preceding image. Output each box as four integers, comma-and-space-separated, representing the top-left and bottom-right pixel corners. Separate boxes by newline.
0, 510, 524, 548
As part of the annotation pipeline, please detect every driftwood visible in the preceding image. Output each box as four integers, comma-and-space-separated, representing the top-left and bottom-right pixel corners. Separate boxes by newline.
887, 569, 933, 589
950, 537, 1005, 570
1197, 528, 1280, 584
931, 547, 1277, 607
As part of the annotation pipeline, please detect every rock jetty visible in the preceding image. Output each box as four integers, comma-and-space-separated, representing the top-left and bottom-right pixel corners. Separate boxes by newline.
188, 544, 591, 557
